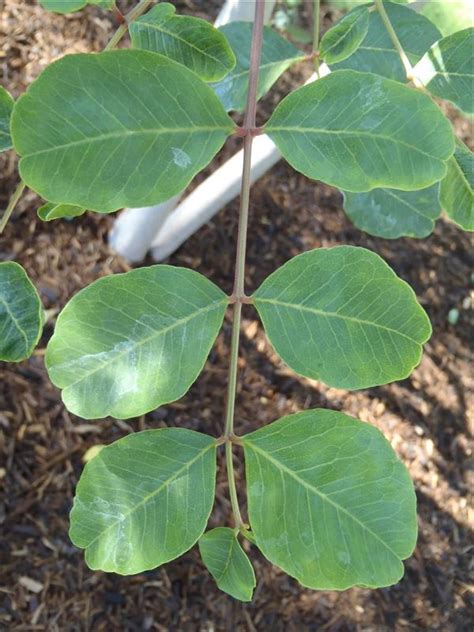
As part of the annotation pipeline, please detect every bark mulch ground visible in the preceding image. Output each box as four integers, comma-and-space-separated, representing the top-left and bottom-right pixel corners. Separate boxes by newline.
1, 1, 472, 630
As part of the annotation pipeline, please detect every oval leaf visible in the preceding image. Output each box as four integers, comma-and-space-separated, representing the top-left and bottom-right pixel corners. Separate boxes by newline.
11, 51, 234, 213
414, 27, 474, 114
0, 262, 43, 362
0, 86, 14, 152
343, 184, 441, 238
37, 202, 86, 222
265, 70, 454, 192
243, 409, 417, 590
46, 265, 227, 419
211, 22, 304, 112
440, 141, 474, 231
252, 246, 431, 390
320, 6, 370, 64
70, 428, 216, 574
130, 3, 235, 82
331, 2, 442, 82
39, 0, 114, 13
199, 528, 256, 601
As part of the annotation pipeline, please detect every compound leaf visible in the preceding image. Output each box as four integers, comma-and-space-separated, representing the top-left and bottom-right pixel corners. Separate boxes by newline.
0, 262, 43, 362
414, 27, 474, 114
199, 528, 256, 601
243, 409, 417, 590
440, 141, 474, 231
265, 70, 454, 192
11, 51, 234, 213
331, 1, 442, 82
46, 265, 227, 419
0, 86, 14, 152
252, 246, 431, 390
130, 4, 235, 82
343, 184, 441, 238
211, 22, 304, 112
320, 6, 370, 64
70, 428, 216, 574
37, 202, 86, 221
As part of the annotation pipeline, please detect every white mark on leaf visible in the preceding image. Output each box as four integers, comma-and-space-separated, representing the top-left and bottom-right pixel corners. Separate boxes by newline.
171, 147, 192, 168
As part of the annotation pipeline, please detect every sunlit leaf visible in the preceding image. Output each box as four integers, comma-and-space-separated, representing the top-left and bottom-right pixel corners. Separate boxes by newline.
46, 265, 227, 419
331, 2, 441, 82
414, 27, 474, 114
252, 246, 431, 390
37, 202, 86, 222
130, 3, 235, 82
0, 262, 43, 362
211, 22, 304, 112
320, 6, 369, 64
70, 428, 216, 574
12, 51, 234, 213
199, 528, 256, 601
265, 70, 454, 192
39, 0, 114, 13
243, 409, 417, 589
343, 184, 441, 238
0, 86, 14, 152
440, 141, 474, 231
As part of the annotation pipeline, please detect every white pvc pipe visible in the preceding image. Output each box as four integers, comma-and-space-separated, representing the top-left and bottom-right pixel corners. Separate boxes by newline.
109, 0, 276, 262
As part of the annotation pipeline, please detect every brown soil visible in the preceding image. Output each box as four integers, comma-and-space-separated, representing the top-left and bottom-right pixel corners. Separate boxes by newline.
0, 1, 473, 631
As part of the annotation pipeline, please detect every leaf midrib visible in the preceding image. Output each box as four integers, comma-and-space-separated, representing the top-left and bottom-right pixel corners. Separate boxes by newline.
0, 296, 29, 353
254, 297, 421, 344
244, 440, 399, 560
22, 125, 233, 158
82, 441, 215, 548
53, 299, 227, 389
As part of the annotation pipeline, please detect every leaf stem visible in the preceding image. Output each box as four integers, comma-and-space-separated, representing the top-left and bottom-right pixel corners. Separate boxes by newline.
223, 0, 266, 529
374, 0, 422, 88
313, 0, 321, 78
104, 0, 155, 51
0, 181, 26, 235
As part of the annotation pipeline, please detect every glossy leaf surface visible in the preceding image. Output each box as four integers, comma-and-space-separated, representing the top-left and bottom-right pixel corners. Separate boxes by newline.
253, 246, 431, 390
0, 262, 43, 362
199, 528, 256, 601
343, 184, 441, 238
440, 142, 474, 231
70, 428, 216, 574
12, 51, 234, 213
331, 2, 441, 82
243, 409, 417, 589
130, 3, 235, 82
46, 265, 227, 419
415, 28, 474, 114
265, 70, 454, 192
211, 22, 304, 112
320, 6, 369, 64
0, 86, 14, 152
37, 202, 86, 222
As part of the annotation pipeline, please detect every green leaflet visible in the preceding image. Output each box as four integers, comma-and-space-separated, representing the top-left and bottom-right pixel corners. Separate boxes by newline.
252, 246, 431, 390
414, 28, 474, 115
11, 51, 234, 213
320, 6, 370, 64
130, 4, 235, 82
70, 428, 216, 574
0, 262, 43, 362
330, 2, 442, 82
199, 528, 256, 601
45, 265, 227, 419
210, 22, 305, 112
243, 409, 417, 590
265, 70, 454, 193
343, 184, 441, 238
0, 86, 14, 152
39, 0, 114, 13
440, 141, 474, 231
37, 202, 86, 221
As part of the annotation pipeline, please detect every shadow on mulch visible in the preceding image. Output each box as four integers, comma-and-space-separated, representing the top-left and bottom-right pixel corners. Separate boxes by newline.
1, 1, 473, 631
